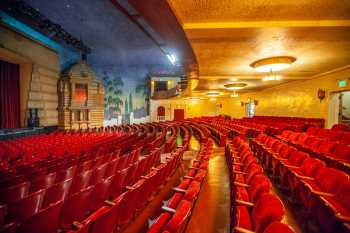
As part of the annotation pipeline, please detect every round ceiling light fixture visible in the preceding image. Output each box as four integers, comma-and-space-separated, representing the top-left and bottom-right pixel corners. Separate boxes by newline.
250, 56, 296, 72
207, 92, 220, 97
224, 83, 247, 90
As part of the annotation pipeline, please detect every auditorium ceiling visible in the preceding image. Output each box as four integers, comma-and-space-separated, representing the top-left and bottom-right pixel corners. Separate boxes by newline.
168, 0, 350, 94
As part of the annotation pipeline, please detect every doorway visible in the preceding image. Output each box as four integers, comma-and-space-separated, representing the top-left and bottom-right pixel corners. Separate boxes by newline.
328, 91, 350, 128
174, 109, 184, 121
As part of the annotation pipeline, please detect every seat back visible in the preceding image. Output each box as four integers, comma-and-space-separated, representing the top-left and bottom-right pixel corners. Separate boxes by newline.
263, 222, 296, 233
164, 200, 192, 233
16, 201, 63, 233
90, 176, 114, 211
90, 163, 108, 185
55, 166, 77, 183
87, 205, 119, 233
288, 151, 308, 166
317, 141, 337, 154
316, 167, 349, 194
336, 181, 350, 213
42, 178, 72, 208
249, 175, 272, 203
0, 181, 30, 204
7, 189, 45, 222
332, 144, 350, 160
109, 168, 128, 198
60, 186, 94, 229
69, 169, 93, 195
252, 193, 285, 233
300, 158, 325, 177
30, 172, 57, 193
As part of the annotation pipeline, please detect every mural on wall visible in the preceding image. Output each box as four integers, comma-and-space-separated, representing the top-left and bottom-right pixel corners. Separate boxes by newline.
4, 0, 185, 125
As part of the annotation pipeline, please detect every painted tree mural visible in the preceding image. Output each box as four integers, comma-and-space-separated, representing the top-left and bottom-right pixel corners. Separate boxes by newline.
102, 71, 124, 119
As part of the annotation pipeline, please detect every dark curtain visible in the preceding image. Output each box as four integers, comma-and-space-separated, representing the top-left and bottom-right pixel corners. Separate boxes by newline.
0, 60, 20, 129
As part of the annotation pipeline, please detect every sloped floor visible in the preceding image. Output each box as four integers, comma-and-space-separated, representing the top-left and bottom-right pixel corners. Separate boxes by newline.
185, 146, 231, 233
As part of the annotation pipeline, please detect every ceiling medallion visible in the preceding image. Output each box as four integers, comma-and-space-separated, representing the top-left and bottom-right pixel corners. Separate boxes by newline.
250, 56, 296, 72
224, 83, 247, 90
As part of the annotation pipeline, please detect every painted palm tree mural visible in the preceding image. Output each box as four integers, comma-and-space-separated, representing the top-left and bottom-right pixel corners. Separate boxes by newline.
103, 71, 124, 120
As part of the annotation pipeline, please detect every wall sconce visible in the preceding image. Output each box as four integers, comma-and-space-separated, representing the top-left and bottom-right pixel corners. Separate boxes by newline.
241, 101, 245, 107
254, 100, 259, 106
317, 89, 326, 102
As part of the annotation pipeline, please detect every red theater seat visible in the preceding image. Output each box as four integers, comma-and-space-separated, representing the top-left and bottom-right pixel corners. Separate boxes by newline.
60, 186, 94, 230
0, 181, 30, 204
69, 169, 93, 195
16, 201, 63, 233
42, 178, 72, 208
314, 181, 350, 233
29, 172, 57, 193
6, 189, 45, 222
234, 193, 285, 233
90, 176, 114, 211
90, 163, 108, 185
55, 165, 77, 183
263, 222, 296, 233
163, 200, 192, 233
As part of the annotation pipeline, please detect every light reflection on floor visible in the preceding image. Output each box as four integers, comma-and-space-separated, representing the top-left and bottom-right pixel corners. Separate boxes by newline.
185, 146, 231, 233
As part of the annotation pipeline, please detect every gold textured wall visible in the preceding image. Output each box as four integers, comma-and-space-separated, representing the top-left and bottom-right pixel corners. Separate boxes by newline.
222, 66, 350, 127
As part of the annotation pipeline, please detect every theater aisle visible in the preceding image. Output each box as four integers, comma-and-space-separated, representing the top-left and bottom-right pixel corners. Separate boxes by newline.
185, 145, 231, 233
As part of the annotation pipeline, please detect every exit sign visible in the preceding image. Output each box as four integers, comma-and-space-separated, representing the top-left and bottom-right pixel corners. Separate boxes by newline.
338, 79, 347, 87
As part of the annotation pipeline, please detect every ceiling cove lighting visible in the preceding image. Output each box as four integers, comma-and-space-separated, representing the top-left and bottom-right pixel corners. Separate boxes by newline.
250, 56, 296, 72
207, 92, 220, 97
166, 54, 176, 65
224, 83, 247, 90
209, 98, 217, 101
262, 75, 281, 82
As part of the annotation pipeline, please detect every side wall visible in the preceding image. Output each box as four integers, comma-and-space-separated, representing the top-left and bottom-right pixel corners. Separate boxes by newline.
0, 25, 60, 127
151, 67, 350, 127
222, 67, 350, 127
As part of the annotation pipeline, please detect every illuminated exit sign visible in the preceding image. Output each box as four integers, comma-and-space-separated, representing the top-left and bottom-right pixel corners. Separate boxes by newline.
338, 79, 347, 87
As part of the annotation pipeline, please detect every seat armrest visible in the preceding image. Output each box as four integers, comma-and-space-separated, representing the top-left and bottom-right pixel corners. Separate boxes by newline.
184, 175, 194, 180
161, 206, 176, 214
72, 221, 83, 230
189, 166, 200, 170
296, 175, 314, 180
141, 175, 148, 179
173, 187, 186, 193
234, 226, 255, 233
311, 190, 335, 197
336, 214, 350, 222
235, 199, 254, 207
233, 170, 247, 175
233, 162, 243, 166
233, 182, 249, 188
126, 186, 134, 190
104, 200, 115, 206
284, 164, 299, 169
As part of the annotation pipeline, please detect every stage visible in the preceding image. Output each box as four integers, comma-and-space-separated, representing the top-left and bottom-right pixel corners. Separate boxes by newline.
0, 127, 47, 140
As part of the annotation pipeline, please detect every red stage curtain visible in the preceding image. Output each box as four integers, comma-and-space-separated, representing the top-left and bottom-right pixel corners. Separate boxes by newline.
0, 60, 20, 129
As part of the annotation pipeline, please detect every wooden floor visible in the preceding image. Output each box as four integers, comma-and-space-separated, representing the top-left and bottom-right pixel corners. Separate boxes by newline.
185, 146, 231, 233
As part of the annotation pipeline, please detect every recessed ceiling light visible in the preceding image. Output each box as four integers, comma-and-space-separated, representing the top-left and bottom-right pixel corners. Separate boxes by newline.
224, 83, 247, 90
250, 56, 296, 72
262, 75, 282, 82
207, 92, 220, 97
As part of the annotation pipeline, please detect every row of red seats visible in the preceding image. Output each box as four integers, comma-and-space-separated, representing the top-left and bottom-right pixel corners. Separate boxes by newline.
307, 127, 350, 144
199, 121, 229, 146
246, 115, 325, 129
277, 130, 350, 173
250, 133, 350, 233
0, 146, 161, 231
0, 134, 185, 233
147, 134, 213, 233
66, 147, 185, 233
225, 136, 297, 233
